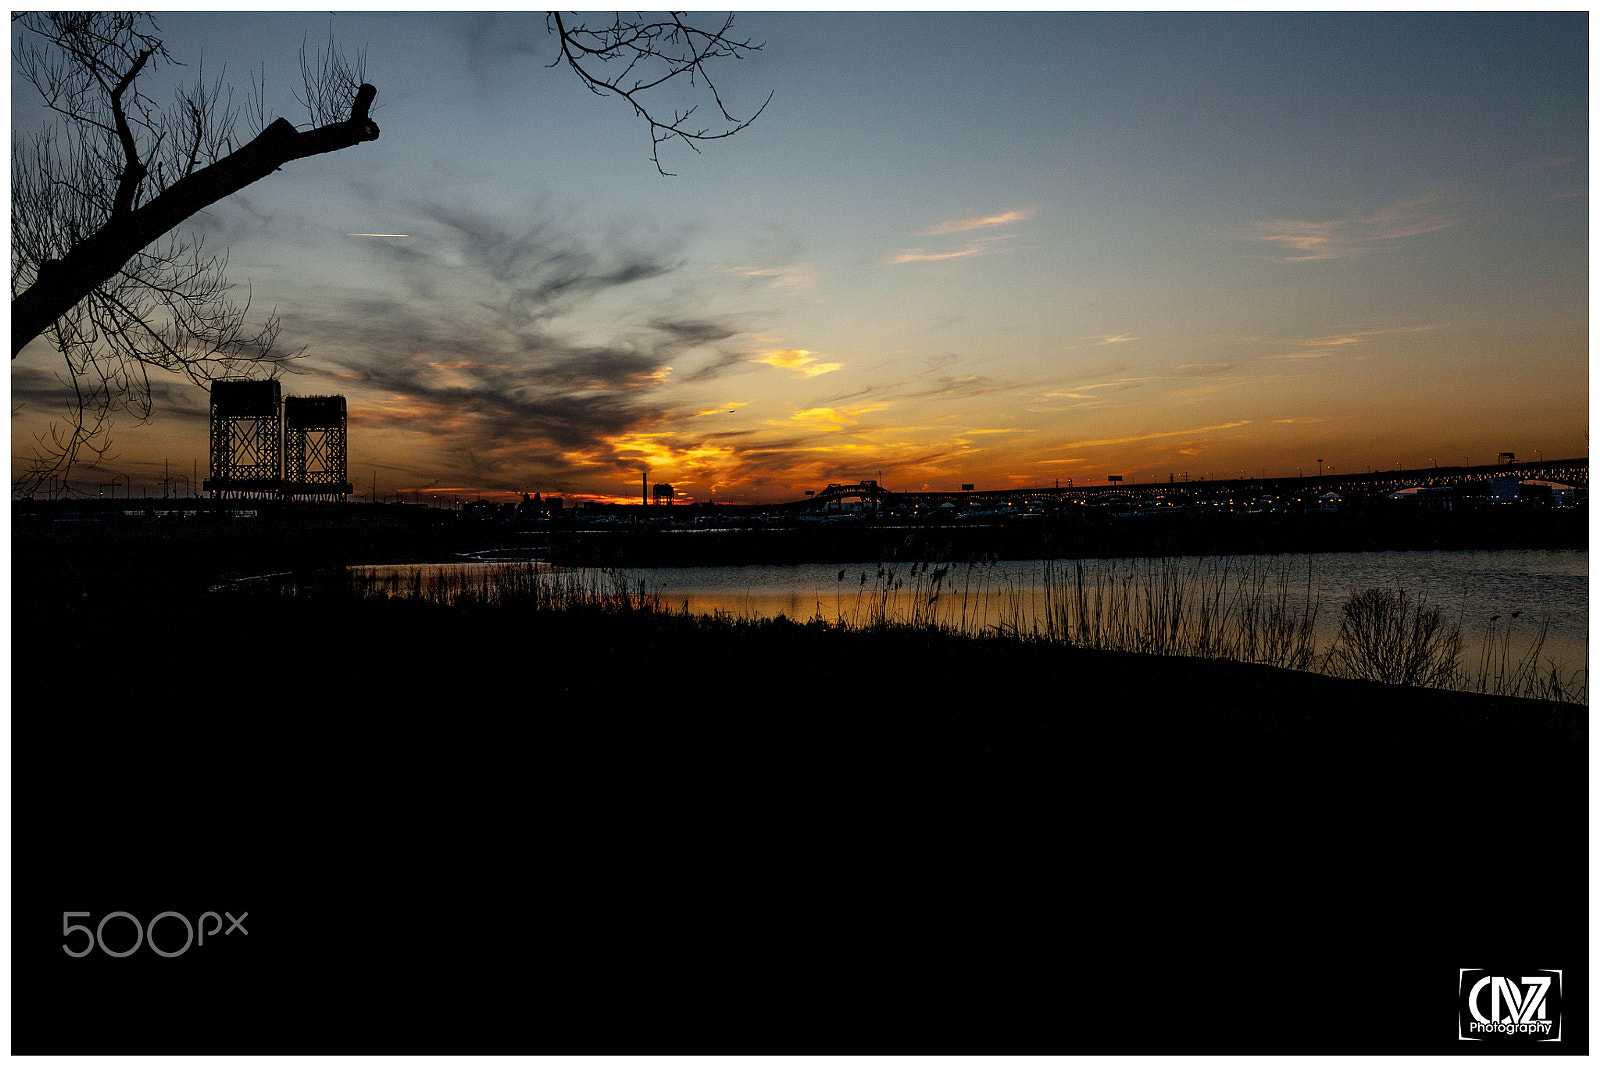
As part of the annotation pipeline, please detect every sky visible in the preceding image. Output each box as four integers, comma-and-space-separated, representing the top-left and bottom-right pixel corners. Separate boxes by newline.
10, 9, 1590, 504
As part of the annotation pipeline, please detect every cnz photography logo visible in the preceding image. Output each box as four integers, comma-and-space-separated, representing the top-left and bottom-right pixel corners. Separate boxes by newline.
1459, 969, 1562, 1042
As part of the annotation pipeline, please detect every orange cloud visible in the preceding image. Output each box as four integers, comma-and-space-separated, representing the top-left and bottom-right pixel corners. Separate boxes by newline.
885, 247, 992, 265
754, 349, 842, 377
773, 402, 891, 431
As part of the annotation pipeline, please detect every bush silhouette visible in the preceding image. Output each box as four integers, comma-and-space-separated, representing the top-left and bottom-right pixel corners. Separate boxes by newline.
1326, 587, 1463, 688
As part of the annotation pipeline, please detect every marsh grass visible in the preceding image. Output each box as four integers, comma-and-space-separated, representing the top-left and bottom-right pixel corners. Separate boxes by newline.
1466, 612, 1586, 704
1318, 589, 1586, 702
296, 556, 1584, 703
321, 562, 666, 615
1032, 555, 1322, 669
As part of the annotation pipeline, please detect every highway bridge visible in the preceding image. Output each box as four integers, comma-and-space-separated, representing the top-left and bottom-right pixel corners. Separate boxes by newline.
789, 458, 1587, 512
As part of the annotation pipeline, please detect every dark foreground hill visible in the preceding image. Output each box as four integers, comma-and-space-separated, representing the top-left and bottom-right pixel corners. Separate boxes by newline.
11, 574, 1587, 1056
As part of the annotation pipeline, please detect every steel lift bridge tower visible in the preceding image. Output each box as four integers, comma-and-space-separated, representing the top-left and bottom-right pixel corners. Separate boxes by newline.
202, 380, 353, 499
283, 395, 353, 500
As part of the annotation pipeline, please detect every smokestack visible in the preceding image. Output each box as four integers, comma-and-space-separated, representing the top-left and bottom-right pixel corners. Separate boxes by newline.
643, 470, 648, 508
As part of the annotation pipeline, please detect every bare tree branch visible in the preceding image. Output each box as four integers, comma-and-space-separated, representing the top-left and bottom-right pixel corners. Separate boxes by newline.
13, 14, 381, 358
547, 11, 772, 175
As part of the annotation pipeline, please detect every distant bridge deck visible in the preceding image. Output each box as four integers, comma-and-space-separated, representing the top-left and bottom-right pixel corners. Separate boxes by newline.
790, 459, 1587, 511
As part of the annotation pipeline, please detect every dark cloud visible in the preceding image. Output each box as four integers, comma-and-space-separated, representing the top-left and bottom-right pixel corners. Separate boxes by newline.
650, 317, 751, 382
10, 364, 75, 409
11, 362, 211, 425
12, 185, 767, 495
650, 317, 743, 349
340, 354, 655, 454
461, 12, 553, 95
255, 200, 761, 490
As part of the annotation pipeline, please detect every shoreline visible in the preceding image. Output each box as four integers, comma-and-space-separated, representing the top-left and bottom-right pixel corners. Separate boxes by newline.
12, 503, 1587, 579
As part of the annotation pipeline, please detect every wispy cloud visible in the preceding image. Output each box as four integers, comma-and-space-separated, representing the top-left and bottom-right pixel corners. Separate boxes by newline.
713, 264, 819, 292
1061, 421, 1251, 449
1250, 187, 1460, 262
1517, 154, 1580, 177
1264, 323, 1442, 359
888, 206, 1033, 265
1041, 377, 1150, 401
918, 209, 1034, 236
1173, 323, 1442, 378
886, 247, 993, 265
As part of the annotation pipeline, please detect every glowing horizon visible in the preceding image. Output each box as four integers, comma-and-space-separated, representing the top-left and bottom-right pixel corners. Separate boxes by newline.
11, 12, 1588, 504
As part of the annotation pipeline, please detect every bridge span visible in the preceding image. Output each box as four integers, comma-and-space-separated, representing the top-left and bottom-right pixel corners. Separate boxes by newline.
790, 458, 1587, 512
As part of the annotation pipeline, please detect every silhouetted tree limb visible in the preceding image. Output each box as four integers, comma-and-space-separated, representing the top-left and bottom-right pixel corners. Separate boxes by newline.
13, 91, 378, 356
12, 13, 380, 359
548, 11, 771, 175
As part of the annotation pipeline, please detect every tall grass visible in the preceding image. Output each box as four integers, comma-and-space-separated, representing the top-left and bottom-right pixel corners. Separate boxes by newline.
1032, 555, 1321, 669
1465, 612, 1586, 704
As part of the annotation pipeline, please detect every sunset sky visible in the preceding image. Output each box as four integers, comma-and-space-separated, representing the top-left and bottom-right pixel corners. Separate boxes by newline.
11, 10, 1589, 504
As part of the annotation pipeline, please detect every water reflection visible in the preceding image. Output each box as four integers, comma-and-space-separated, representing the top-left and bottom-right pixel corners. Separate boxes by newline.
352, 549, 1587, 694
